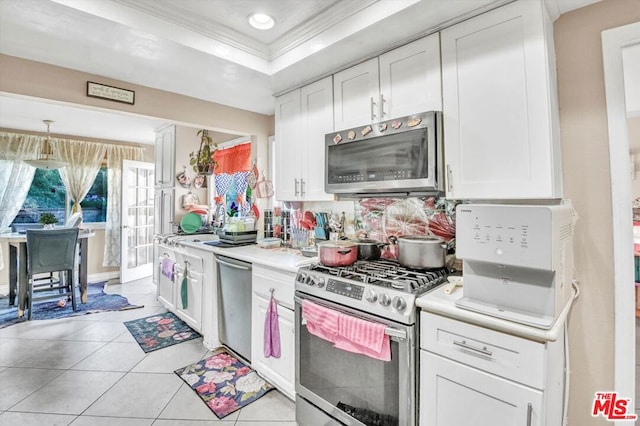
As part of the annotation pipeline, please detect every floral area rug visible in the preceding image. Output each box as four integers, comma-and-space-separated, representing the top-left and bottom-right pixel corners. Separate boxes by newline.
124, 311, 200, 353
175, 349, 274, 418
0, 282, 142, 329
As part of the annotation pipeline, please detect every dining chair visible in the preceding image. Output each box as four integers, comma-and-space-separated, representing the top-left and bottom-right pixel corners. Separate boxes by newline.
25, 228, 79, 320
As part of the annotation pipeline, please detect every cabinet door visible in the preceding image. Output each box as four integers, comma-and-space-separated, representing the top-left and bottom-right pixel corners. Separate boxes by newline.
174, 268, 203, 331
441, 0, 562, 199
300, 77, 334, 201
333, 58, 380, 131
420, 351, 543, 426
157, 252, 176, 311
154, 125, 175, 188
379, 34, 442, 120
154, 189, 174, 235
275, 89, 303, 201
251, 294, 295, 399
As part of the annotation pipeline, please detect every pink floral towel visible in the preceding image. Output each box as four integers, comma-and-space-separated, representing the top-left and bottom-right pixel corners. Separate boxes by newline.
264, 293, 281, 358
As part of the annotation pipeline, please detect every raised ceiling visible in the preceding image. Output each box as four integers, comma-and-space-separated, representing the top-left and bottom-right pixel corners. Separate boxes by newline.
0, 0, 600, 143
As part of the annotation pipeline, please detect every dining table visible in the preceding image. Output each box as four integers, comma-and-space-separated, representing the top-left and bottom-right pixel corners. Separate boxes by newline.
0, 228, 95, 318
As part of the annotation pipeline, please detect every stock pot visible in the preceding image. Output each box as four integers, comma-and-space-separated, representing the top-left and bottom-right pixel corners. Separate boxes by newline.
317, 241, 358, 267
390, 235, 446, 269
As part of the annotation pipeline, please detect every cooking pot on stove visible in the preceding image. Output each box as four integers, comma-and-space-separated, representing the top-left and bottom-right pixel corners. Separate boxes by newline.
389, 235, 446, 269
350, 238, 388, 261
317, 241, 358, 267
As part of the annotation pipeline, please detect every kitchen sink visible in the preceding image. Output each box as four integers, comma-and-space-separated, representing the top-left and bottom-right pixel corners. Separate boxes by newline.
175, 234, 219, 243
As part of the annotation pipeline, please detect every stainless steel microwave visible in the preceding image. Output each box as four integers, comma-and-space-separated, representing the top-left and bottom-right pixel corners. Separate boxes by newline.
325, 111, 443, 198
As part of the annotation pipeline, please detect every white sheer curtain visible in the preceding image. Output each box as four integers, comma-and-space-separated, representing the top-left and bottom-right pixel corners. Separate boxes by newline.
103, 145, 143, 267
0, 132, 41, 270
50, 139, 107, 214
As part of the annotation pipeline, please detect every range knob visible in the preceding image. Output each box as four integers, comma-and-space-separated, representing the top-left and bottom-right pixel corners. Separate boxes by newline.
298, 272, 308, 284
312, 276, 325, 288
393, 296, 407, 312
379, 292, 391, 306
364, 289, 378, 303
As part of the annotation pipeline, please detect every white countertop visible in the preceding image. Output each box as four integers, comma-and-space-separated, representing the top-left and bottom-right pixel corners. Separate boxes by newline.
416, 283, 578, 343
178, 240, 317, 273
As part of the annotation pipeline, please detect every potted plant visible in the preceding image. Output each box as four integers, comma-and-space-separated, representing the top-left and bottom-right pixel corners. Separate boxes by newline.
189, 129, 217, 175
39, 212, 58, 229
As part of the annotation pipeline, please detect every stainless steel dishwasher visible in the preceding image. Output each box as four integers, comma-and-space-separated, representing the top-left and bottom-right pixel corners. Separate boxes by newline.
215, 254, 252, 362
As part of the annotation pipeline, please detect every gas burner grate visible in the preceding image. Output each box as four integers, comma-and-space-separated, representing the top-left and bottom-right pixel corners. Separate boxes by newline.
305, 259, 449, 294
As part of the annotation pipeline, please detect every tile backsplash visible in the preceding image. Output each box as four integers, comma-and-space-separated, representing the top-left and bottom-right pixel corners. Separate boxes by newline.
292, 196, 457, 242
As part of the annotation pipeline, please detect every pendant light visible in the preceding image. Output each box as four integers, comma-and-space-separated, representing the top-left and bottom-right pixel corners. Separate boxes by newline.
24, 120, 68, 170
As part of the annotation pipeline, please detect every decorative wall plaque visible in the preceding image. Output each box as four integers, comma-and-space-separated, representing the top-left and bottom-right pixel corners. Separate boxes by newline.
87, 81, 135, 105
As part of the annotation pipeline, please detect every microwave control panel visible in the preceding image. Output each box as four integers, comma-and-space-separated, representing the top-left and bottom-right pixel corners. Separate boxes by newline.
455, 203, 573, 270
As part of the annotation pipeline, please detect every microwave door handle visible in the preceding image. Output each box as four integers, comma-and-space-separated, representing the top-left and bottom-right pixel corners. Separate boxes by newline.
370, 97, 377, 122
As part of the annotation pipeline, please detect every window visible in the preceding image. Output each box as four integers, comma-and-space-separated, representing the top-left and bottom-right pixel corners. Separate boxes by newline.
11, 167, 108, 226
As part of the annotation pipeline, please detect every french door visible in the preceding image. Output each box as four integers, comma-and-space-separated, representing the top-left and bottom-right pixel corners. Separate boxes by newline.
120, 160, 154, 283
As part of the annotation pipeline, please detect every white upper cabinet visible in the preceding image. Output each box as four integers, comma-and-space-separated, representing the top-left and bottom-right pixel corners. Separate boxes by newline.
441, 0, 563, 200
275, 76, 334, 202
274, 90, 302, 201
154, 125, 175, 188
379, 34, 442, 120
333, 58, 380, 131
334, 34, 442, 131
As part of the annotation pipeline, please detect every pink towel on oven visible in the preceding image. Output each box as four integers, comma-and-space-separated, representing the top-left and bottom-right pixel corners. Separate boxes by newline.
161, 258, 175, 280
301, 300, 340, 343
335, 314, 391, 362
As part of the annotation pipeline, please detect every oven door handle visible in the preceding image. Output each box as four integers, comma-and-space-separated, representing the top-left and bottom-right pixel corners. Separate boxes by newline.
300, 318, 406, 341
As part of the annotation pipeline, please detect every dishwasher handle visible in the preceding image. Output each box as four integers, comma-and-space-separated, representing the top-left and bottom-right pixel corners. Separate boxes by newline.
214, 255, 252, 271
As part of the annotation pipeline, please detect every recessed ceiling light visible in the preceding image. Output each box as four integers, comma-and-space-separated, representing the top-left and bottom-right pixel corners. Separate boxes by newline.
248, 13, 274, 30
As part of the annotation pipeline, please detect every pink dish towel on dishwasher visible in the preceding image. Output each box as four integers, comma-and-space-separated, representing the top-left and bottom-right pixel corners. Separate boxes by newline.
264, 293, 281, 358
161, 258, 175, 280
301, 300, 340, 343
334, 313, 391, 362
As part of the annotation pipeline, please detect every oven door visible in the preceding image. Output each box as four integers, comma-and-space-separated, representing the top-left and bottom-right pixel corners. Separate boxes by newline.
294, 292, 415, 426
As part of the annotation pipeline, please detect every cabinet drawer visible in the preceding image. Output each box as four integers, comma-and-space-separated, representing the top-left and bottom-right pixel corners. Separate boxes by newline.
175, 251, 204, 274
420, 312, 545, 389
252, 264, 296, 309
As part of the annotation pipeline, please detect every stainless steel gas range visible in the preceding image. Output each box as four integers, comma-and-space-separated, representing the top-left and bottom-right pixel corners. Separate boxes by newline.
294, 260, 448, 426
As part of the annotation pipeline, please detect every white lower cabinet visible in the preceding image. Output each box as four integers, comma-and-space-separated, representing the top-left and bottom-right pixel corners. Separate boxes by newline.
157, 244, 176, 311
156, 244, 213, 335
421, 351, 543, 426
250, 264, 296, 400
419, 312, 565, 426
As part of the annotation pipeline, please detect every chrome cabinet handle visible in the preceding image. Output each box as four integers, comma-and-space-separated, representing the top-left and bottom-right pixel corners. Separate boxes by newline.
453, 339, 493, 357
380, 94, 385, 119
526, 403, 532, 426
446, 164, 453, 192
300, 179, 306, 197
294, 178, 300, 196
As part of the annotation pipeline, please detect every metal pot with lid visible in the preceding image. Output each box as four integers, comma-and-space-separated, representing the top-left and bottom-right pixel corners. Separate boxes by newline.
389, 235, 447, 269
317, 241, 358, 267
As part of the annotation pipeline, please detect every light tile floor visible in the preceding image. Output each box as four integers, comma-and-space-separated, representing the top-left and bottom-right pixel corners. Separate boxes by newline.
0, 277, 297, 426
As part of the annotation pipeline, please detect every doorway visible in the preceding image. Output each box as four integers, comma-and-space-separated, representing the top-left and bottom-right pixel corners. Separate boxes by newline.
602, 21, 640, 418
120, 160, 155, 283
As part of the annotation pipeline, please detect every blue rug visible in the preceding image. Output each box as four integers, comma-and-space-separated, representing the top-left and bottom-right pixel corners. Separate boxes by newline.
0, 282, 143, 329
124, 311, 201, 353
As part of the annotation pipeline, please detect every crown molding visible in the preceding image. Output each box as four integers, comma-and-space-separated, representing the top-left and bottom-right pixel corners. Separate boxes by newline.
111, 0, 270, 60
269, 0, 379, 59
